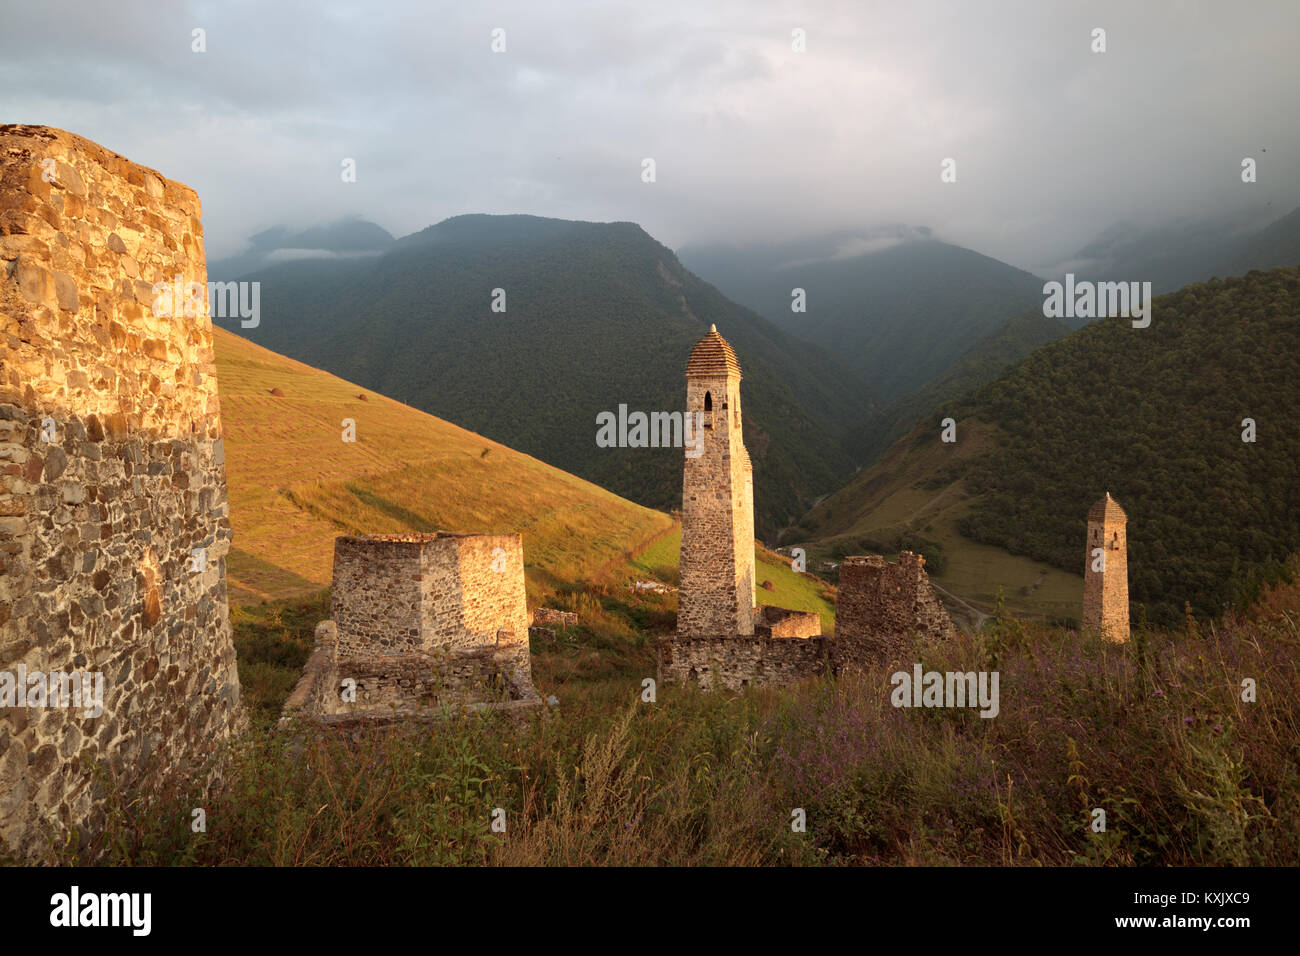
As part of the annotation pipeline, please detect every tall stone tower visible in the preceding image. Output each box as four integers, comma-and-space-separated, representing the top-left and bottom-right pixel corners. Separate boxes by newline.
0, 126, 243, 857
1083, 492, 1130, 642
677, 325, 755, 637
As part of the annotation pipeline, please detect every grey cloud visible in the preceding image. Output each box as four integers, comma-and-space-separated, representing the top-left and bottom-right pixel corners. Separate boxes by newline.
1, 0, 1296, 268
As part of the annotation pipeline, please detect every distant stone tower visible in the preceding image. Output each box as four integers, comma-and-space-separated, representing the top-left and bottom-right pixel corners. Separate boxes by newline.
1083, 493, 1130, 642
677, 325, 756, 637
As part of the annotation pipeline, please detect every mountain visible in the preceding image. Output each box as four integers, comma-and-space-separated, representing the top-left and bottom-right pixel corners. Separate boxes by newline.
797, 267, 1300, 628
220, 214, 874, 538
677, 229, 1045, 401
208, 217, 395, 281
1052, 205, 1300, 302
212, 326, 674, 605
845, 308, 1073, 468
1226, 206, 1300, 275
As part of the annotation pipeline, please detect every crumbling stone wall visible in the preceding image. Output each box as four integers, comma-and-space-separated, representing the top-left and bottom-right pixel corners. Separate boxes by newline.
330, 648, 530, 710
287, 532, 539, 723
756, 605, 822, 639
0, 125, 242, 858
532, 607, 577, 630
658, 633, 828, 692
833, 552, 955, 671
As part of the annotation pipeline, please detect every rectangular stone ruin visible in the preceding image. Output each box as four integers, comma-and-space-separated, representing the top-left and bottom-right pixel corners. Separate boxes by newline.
0, 125, 243, 858
282, 531, 542, 728
658, 604, 828, 691
832, 551, 957, 672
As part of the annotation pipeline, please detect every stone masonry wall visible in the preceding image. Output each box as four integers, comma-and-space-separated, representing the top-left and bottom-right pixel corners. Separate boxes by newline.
319, 531, 536, 719
833, 552, 955, 671
0, 125, 242, 858
332, 532, 529, 661
422, 533, 527, 650
331, 536, 423, 658
315, 648, 531, 714
756, 604, 822, 639
532, 607, 577, 630
658, 633, 828, 692
282, 622, 539, 727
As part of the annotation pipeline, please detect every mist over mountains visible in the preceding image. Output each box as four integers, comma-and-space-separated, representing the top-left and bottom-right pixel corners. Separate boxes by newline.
677, 229, 1045, 401
1042, 205, 1300, 301
209, 217, 395, 282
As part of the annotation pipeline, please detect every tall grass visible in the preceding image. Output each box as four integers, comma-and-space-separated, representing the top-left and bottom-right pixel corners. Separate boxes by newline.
34, 584, 1300, 866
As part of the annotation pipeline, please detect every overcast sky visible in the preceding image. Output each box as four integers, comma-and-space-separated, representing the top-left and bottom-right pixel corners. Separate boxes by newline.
3, 0, 1298, 270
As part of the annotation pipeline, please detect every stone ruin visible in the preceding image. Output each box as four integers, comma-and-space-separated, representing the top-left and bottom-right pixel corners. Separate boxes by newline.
282, 531, 543, 728
658, 551, 955, 692
528, 606, 579, 641
0, 126, 243, 857
832, 552, 957, 671
657, 326, 955, 692
531, 607, 578, 631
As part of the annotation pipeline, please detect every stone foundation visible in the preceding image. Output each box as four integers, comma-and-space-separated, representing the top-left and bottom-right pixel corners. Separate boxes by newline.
532, 607, 578, 630
658, 632, 828, 692
283, 532, 541, 725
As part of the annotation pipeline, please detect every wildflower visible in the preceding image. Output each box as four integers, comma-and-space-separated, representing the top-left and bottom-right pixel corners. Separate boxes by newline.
1183, 716, 1194, 725
1153, 688, 1163, 696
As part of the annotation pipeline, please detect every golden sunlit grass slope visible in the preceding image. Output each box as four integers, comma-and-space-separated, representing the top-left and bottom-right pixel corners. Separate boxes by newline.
212, 327, 674, 606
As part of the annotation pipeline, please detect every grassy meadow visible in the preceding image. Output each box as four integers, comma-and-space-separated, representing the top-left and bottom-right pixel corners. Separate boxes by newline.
33, 558, 1300, 866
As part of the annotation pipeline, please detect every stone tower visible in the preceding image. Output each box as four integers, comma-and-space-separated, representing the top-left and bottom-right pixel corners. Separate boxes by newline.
677, 325, 755, 637
1083, 492, 1129, 642
0, 126, 243, 857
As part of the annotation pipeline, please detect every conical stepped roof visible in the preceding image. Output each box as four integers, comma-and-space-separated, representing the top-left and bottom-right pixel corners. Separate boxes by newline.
686, 324, 742, 379
1087, 492, 1128, 523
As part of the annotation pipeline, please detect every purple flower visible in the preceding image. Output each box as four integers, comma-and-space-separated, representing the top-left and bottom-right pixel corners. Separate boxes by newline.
1153, 688, 1163, 696
1184, 716, 1194, 725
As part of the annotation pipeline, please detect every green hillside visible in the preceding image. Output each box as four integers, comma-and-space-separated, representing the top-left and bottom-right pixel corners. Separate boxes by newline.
801, 267, 1300, 628
227, 214, 873, 538
843, 309, 1072, 472
212, 326, 674, 606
